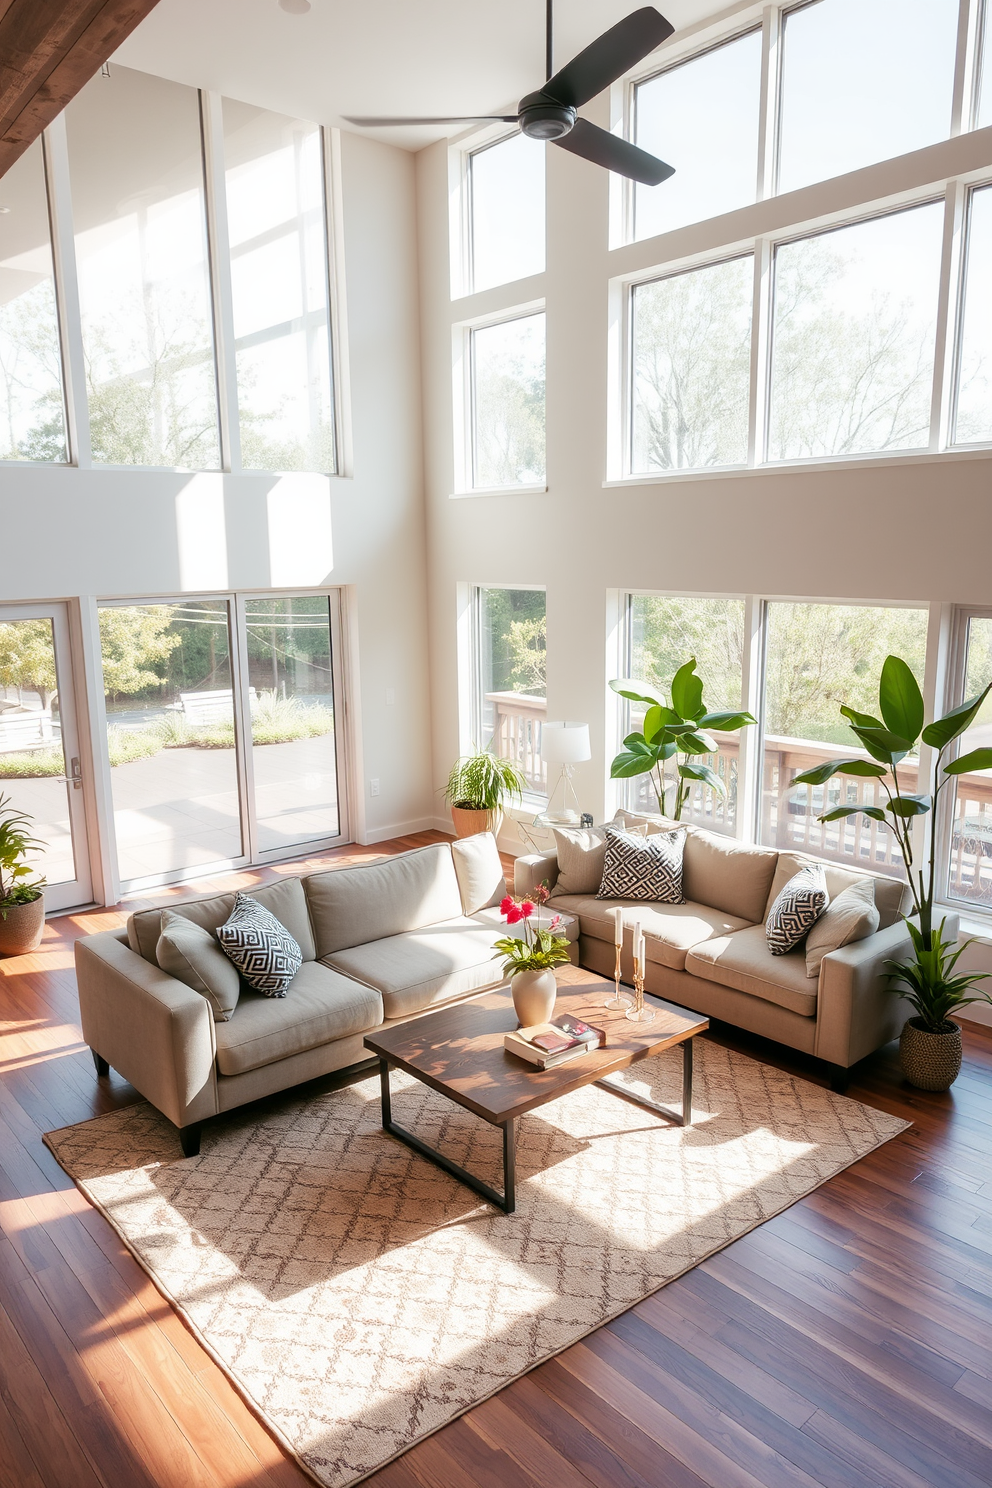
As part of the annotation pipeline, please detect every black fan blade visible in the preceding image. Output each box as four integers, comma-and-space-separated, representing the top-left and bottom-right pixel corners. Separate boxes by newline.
343, 115, 518, 126
554, 117, 674, 184
544, 8, 674, 109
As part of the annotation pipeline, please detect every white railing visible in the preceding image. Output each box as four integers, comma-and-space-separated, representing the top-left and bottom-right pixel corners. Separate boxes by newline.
486, 691, 547, 793
0, 707, 59, 754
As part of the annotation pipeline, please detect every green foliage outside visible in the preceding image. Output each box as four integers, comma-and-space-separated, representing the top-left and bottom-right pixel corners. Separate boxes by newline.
481, 589, 547, 698
474, 323, 545, 487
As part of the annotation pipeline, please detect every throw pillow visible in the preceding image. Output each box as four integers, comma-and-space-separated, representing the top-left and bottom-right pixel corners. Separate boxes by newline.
597, 826, 686, 904
765, 863, 829, 956
550, 818, 647, 898
156, 909, 241, 1021
805, 877, 879, 978
217, 892, 302, 996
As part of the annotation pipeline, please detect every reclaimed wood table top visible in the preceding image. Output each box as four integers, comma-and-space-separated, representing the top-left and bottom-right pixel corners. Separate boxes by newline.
363, 965, 708, 1125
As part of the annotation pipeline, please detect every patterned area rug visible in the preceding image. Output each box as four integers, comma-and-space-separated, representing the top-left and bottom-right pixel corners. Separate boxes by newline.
46, 1041, 908, 1488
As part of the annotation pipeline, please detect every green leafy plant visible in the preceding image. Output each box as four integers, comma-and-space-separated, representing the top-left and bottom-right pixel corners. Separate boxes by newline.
609, 658, 756, 820
444, 751, 525, 813
790, 654, 992, 1026
492, 889, 572, 975
0, 792, 45, 914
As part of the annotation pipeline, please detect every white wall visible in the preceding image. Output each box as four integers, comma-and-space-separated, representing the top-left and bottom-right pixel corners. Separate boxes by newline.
0, 128, 433, 857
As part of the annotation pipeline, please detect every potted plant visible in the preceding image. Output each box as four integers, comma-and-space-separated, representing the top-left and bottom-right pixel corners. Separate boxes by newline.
444, 751, 525, 839
0, 793, 47, 957
790, 655, 992, 1090
492, 887, 572, 1025
609, 658, 756, 820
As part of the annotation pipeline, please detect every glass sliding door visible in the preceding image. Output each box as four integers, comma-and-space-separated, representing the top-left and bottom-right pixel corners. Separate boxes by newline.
99, 600, 243, 885
0, 605, 92, 910
241, 596, 341, 854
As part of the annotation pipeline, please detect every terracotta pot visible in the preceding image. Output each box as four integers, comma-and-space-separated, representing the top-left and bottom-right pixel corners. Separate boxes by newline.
0, 893, 45, 957
450, 806, 503, 840
899, 1016, 962, 1092
510, 968, 557, 1027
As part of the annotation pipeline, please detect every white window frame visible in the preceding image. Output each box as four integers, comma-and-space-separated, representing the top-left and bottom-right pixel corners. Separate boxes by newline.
452, 302, 547, 496
935, 603, 992, 918
464, 583, 549, 806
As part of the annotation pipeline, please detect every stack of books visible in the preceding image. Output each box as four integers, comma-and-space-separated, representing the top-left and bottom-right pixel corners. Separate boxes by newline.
504, 1013, 606, 1069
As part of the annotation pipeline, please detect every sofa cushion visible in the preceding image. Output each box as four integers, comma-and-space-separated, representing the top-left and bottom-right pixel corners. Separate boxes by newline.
128, 876, 316, 965
213, 961, 382, 1077
323, 916, 506, 1019
686, 925, 818, 1017
548, 893, 751, 971
156, 909, 241, 1021
598, 826, 686, 903
305, 844, 462, 957
451, 832, 506, 915
765, 851, 906, 930
681, 829, 779, 923
805, 877, 879, 978
549, 819, 647, 898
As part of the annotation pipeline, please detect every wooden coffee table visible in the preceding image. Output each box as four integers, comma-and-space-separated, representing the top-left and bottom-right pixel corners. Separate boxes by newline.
363, 968, 708, 1214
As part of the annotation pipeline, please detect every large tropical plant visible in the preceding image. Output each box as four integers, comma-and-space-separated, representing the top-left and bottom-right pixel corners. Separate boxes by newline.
609, 658, 756, 820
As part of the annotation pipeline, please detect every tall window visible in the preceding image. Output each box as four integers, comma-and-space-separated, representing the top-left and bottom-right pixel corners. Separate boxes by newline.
471, 311, 546, 488
760, 602, 928, 875
953, 186, 992, 445
623, 595, 745, 833
767, 203, 944, 461
0, 139, 67, 462
945, 612, 992, 908
223, 100, 335, 473
777, 0, 959, 194
633, 30, 762, 240
473, 587, 547, 795
469, 134, 545, 294
67, 66, 220, 469
631, 257, 752, 472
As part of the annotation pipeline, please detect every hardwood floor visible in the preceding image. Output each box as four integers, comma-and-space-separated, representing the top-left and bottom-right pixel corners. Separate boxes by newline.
2, 829, 991, 1488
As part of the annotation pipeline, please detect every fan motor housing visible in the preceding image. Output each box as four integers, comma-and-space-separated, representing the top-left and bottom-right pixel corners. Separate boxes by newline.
518, 92, 576, 140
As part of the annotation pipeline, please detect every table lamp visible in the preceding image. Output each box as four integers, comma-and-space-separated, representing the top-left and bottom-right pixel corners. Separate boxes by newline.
540, 721, 591, 825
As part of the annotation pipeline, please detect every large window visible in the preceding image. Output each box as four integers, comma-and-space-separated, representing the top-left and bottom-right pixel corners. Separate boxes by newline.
469, 134, 545, 294
944, 612, 992, 909
471, 312, 546, 488
767, 203, 944, 461
953, 186, 992, 445
0, 140, 67, 463
472, 587, 547, 795
67, 67, 221, 469
633, 30, 762, 240
777, 0, 959, 194
222, 100, 335, 472
631, 256, 752, 472
623, 595, 745, 833
761, 602, 928, 875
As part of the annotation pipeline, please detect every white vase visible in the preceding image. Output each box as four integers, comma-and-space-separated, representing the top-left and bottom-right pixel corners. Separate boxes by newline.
510, 968, 557, 1027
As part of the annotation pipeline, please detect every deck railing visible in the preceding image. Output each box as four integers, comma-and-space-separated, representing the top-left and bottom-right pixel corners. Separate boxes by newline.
486, 691, 547, 793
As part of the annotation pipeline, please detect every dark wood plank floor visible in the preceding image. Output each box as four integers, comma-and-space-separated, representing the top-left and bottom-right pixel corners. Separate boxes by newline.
2, 829, 991, 1488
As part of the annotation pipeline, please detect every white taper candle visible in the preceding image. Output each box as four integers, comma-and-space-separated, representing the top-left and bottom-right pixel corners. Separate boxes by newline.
613, 907, 623, 946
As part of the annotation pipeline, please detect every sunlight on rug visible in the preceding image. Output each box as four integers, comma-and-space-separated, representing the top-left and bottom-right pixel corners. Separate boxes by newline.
45, 1040, 908, 1488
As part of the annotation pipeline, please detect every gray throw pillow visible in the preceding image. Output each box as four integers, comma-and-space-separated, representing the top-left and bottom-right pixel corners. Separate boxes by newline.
805, 877, 879, 978
156, 909, 241, 1021
217, 892, 302, 997
766, 863, 828, 956
598, 826, 686, 904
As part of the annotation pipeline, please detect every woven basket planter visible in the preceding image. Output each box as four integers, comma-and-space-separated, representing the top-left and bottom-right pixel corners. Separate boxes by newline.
0, 893, 45, 957
899, 1017, 962, 1092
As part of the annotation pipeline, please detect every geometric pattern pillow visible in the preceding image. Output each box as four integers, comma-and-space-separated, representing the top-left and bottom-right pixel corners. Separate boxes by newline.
765, 864, 828, 956
217, 892, 302, 996
597, 826, 686, 904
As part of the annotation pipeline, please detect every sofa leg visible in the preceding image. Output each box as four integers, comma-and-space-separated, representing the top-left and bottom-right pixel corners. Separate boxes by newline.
179, 1122, 202, 1158
827, 1064, 850, 1095
92, 1049, 110, 1077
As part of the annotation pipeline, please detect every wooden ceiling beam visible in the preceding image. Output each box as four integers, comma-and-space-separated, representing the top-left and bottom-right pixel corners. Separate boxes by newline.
0, 0, 162, 179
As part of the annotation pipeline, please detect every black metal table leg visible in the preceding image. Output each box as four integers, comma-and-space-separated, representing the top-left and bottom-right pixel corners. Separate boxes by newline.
594, 1035, 695, 1127
377, 1057, 518, 1213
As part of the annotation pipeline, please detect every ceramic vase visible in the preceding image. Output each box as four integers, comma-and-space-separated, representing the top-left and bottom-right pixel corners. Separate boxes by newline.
510, 967, 557, 1027
0, 893, 45, 957
899, 1017, 962, 1092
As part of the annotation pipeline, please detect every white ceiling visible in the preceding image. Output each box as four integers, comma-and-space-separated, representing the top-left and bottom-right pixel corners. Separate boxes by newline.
114, 0, 724, 149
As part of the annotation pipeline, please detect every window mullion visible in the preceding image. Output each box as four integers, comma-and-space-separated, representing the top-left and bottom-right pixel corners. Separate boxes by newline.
42, 115, 91, 468
756, 4, 782, 202
200, 90, 241, 472
930, 180, 967, 452
951, 0, 981, 136
737, 595, 765, 843
747, 238, 772, 468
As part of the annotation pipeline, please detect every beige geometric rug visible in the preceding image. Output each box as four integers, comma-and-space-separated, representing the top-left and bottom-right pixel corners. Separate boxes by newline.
46, 1040, 908, 1488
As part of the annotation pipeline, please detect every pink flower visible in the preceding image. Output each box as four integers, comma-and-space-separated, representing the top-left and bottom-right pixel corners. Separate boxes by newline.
534, 882, 550, 905
549, 915, 562, 930
499, 896, 514, 916
505, 905, 523, 924
519, 901, 535, 918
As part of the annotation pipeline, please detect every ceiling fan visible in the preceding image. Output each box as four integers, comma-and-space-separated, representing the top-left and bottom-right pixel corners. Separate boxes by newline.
343, 2, 676, 186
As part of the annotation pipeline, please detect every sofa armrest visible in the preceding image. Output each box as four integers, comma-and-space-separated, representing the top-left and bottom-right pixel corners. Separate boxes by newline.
814, 914, 956, 1069
514, 852, 559, 897
75, 933, 218, 1129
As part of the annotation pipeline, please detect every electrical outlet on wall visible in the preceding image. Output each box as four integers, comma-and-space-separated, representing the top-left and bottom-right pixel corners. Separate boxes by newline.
369, 778, 380, 797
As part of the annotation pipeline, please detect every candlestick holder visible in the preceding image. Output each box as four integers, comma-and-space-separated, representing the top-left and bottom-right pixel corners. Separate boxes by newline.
625, 955, 656, 1023
604, 941, 632, 1010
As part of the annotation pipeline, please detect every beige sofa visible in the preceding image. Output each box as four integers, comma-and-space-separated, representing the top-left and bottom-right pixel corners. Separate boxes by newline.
514, 812, 938, 1089
76, 835, 577, 1155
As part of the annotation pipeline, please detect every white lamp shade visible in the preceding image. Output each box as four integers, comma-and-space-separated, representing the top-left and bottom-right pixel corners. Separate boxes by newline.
541, 721, 591, 764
